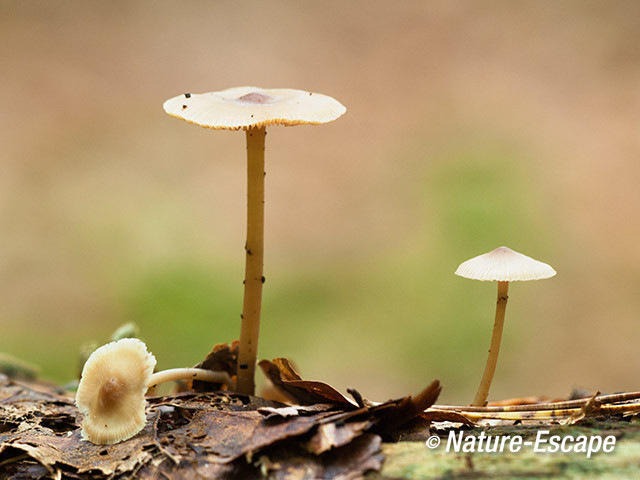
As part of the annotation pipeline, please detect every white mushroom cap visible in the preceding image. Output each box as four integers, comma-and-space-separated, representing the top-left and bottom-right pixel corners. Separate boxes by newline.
163, 86, 346, 131
75, 338, 156, 445
455, 246, 556, 282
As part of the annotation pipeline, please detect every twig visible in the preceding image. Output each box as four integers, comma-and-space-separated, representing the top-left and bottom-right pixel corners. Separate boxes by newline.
439, 402, 640, 421
562, 391, 600, 425
430, 391, 640, 413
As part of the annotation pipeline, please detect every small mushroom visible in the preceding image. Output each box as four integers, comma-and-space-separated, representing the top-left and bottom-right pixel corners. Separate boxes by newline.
455, 246, 556, 406
163, 87, 346, 395
75, 338, 230, 444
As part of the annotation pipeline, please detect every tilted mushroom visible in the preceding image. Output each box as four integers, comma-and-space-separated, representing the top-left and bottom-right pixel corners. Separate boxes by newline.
75, 338, 230, 444
163, 87, 346, 395
455, 246, 556, 406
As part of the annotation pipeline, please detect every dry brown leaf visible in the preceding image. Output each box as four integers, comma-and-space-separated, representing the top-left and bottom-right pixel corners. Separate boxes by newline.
306, 419, 375, 454
188, 340, 239, 392
155, 407, 338, 463
370, 379, 442, 436
259, 358, 356, 407
257, 403, 335, 419
258, 433, 383, 480
259, 360, 442, 436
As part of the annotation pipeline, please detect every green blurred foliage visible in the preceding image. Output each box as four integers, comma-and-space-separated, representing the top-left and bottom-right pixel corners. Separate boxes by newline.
0, 138, 563, 402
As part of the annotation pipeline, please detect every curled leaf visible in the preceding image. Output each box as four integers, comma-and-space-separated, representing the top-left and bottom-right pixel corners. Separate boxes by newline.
258, 358, 355, 407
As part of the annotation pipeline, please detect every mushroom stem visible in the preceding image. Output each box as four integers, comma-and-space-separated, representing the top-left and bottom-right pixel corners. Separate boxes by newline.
147, 368, 230, 390
472, 280, 509, 407
237, 126, 266, 395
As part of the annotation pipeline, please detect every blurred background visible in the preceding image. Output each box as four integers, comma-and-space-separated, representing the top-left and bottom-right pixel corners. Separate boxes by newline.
1, 0, 639, 404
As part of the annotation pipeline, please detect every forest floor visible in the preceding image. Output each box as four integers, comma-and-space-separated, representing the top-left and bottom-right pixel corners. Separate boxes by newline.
2, 369, 639, 479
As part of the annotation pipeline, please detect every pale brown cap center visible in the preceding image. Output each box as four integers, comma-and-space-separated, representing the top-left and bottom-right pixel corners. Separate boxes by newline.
235, 92, 277, 104
98, 377, 126, 411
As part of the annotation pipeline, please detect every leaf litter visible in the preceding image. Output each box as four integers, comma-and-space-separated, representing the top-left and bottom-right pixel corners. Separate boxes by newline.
4, 341, 639, 479
0, 343, 442, 479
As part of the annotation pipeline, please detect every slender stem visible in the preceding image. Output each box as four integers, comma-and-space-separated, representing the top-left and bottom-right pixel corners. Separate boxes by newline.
472, 281, 509, 406
147, 368, 230, 389
237, 126, 266, 395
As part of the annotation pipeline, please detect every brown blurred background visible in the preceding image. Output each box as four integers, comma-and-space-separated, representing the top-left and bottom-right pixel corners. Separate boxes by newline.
1, 0, 639, 404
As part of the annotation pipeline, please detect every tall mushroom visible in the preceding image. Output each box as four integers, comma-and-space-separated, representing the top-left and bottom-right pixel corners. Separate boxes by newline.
75, 338, 231, 444
455, 246, 556, 406
163, 87, 346, 395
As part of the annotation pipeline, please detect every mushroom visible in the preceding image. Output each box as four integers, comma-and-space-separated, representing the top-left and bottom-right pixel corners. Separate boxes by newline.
163, 87, 346, 395
455, 246, 556, 406
75, 338, 230, 444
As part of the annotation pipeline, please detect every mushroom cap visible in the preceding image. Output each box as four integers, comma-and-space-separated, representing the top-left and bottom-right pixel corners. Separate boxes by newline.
75, 338, 156, 444
455, 246, 556, 282
163, 86, 346, 131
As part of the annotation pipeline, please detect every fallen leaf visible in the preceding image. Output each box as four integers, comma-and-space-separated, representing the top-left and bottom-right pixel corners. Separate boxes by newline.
306, 419, 375, 454
258, 404, 335, 419
370, 379, 442, 436
261, 433, 383, 480
258, 358, 357, 408
189, 341, 239, 392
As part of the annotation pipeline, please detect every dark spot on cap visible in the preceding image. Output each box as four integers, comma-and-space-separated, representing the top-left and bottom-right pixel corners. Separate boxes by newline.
184, 93, 191, 98
261, 276, 266, 283
182, 105, 187, 110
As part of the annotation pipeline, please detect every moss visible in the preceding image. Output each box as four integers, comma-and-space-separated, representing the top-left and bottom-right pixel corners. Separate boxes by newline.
372, 421, 640, 479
